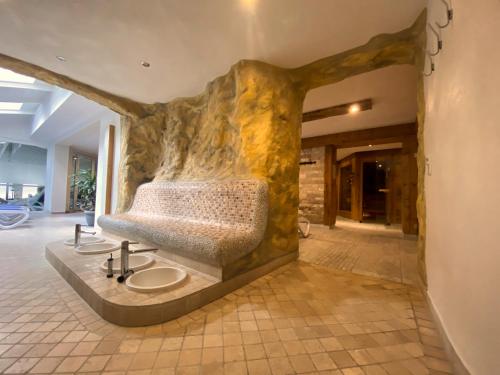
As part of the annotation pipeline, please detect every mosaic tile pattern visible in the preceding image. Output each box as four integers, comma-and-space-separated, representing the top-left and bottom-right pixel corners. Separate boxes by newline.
300, 221, 419, 285
98, 180, 268, 267
0, 214, 454, 374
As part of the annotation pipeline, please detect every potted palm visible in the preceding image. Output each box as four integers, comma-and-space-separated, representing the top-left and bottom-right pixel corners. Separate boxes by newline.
74, 169, 97, 226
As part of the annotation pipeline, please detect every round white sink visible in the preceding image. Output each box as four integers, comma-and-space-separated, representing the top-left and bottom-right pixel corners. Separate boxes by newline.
126, 267, 187, 293
75, 241, 121, 254
64, 236, 105, 246
100, 254, 155, 274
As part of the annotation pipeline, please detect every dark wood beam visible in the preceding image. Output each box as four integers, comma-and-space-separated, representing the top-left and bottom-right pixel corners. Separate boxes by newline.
303, 99, 372, 123
323, 145, 337, 228
301, 122, 417, 149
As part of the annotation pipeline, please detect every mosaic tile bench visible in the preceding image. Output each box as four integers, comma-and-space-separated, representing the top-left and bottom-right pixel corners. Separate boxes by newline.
98, 179, 268, 279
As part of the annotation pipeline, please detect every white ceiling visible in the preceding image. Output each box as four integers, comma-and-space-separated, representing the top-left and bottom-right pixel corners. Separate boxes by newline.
0, 68, 111, 152
60, 121, 100, 156
302, 64, 418, 138
0, 0, 425, 104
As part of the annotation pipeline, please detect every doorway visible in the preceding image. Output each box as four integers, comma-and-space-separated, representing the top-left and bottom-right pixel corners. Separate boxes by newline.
67, 151, 97, 212
361, 161, 388, 224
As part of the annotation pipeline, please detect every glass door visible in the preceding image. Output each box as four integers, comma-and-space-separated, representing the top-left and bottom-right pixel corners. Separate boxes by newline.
68, 153, 96, 212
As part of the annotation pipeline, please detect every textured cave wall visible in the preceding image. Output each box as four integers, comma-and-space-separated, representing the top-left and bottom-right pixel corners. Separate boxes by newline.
118, 61, 305, 278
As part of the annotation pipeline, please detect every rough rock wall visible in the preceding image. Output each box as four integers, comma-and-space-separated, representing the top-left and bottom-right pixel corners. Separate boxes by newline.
118, 61, 305, 278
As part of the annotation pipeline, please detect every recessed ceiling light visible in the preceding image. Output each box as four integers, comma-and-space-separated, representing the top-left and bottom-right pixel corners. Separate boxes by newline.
0, 68, 35, 84
56, 56, 66, 62
348, 103, 361, 114
0, 102, 23, 111
368, 144, 373, 147
141, 61, 150, 68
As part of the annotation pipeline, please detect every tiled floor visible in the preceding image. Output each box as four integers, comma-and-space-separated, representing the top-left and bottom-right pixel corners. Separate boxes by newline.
300, 219, 419, 285
0, 213, 453, 374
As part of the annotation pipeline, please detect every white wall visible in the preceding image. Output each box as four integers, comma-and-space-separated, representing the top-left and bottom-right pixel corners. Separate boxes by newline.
424, 1, 500, 373
94, 112, 121, 225
44, 144, 69, 213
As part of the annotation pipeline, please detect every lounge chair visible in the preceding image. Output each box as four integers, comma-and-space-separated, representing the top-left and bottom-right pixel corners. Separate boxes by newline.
0, 205, 30, 229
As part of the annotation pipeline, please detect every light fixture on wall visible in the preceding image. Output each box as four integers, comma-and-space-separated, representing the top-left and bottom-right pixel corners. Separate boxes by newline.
302, 98, 372, 123
348, 103, 361, 114
141, 61, 151, 68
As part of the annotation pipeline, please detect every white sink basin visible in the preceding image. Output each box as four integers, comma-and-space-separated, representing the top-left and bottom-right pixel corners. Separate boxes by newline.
64, 237, 105, 246
126, 267, 187, 293
75, 241, 121, 254
100, 254, 155, 274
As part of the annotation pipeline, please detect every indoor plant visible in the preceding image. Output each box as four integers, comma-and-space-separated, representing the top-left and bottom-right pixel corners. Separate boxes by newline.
74, 169, 97, 226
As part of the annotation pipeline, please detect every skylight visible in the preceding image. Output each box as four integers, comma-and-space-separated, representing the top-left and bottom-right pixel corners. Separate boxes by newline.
0, 102, 23, 111
0, 68, 35, 84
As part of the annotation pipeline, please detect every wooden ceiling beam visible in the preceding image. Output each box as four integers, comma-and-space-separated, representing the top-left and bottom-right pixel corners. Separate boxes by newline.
302, 98, 372, 123
301, 122, 417, 149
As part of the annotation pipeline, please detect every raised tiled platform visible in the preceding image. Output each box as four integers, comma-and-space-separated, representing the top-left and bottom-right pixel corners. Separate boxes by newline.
46, 240, 297, 327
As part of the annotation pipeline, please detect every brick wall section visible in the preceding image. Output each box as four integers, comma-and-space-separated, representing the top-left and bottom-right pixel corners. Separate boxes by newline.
299, 147, 325, 224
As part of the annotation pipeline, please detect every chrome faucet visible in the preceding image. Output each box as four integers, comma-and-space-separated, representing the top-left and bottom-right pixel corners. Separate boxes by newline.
74, 224, 96, 248
117, 240, 157, 283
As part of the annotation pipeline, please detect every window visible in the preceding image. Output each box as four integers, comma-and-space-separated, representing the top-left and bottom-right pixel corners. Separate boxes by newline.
22, 185, 39, 198
0, 68, 35, 84
0, 102, 23, 111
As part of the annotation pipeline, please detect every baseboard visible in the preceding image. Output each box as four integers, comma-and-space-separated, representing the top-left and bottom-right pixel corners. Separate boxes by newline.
426, 293, 472, 375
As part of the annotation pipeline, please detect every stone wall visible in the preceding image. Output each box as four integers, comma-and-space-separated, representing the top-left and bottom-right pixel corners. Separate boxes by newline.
299, 147, 325, 224
118, 61, 306, 279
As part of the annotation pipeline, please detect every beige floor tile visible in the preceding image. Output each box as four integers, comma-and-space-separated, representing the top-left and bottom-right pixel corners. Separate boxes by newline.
202, 347, 223, 364
105, 353, 134, 371
204, 334, 223, 348
28, 356, 63, 373
139, 337, 163, 352
161, 337, 183, 351
183, 335, 203, 349
176, 365, 200, 375
224, 360, 247, 375
70, 340, 100, 355
178, 349, 202, 367
78, 354, 111, 372
2, 344, 33, 358
47, 342, 77, 357
4, 357, 40, 373
310, 352, 338, 371
119, 339, 142, 353
264, 341, 287, 358
223, 345, 245, 362
24, 343, 55, 357
247, 358, 271, 375
129, 352, 158, 370
154, 350, 180, 368
342, 367, 366, 375
289, 354, 316, 373
55, 355, 87, 372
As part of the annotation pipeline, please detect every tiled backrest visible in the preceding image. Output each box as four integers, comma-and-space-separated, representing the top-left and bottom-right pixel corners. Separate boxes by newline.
129, 180, 268, 227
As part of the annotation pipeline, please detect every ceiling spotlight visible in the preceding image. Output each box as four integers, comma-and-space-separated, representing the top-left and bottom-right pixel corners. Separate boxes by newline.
368, 144, 373, 147
56, 55, 66, 62
348, 103, 361, 114
141, 61, 151, 68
